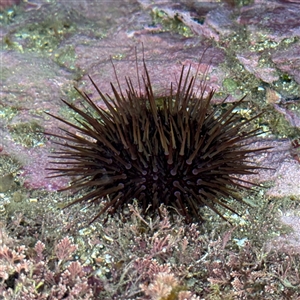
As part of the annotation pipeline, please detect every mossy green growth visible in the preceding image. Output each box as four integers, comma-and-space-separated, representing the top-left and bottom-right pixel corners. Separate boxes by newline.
0, 155, 21, 177
222, 78, 238, 94
161, 285, 188, 300
54, 45, 78, 73
0, 5, 19, 25
8, 121, 46, 148
0, 103, 18, 121
0, 173, 15, 193
151, 8, 193, 37
207, 284, 224, 300
281, 73, 292, 83
272, 75, 300, 99
267, 108, 300, 139
230, 0, 254, 7
218, 54, 261, 101
3, 7, 77, 54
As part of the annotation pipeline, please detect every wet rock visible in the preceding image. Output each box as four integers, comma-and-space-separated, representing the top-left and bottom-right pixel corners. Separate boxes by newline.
237, 1, 300, 43
272, 44, 300, 85
273, 104, 300, 129
0, 0, 21, 11
237, 52, 279, 84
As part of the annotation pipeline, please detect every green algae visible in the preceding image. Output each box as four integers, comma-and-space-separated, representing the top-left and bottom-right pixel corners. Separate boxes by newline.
0, 104, 18, 121
8, 121, 46, 148
222, 78, 239, 94
215, 28, 300, 139
151, 8, 194, 37
0, 155, 21, 177
3, 8, 77, 54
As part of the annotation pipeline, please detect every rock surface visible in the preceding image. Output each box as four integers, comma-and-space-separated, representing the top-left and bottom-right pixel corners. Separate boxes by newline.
0, 0, 299, 198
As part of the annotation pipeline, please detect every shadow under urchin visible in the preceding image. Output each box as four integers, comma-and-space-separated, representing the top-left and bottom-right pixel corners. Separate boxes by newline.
46, 51, 270, 224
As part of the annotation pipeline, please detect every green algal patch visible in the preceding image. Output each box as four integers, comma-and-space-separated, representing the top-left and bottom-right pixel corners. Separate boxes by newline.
0, 4, 20, 25
0, 155, 23, 219
0, 104, 18, 121
222, 78, 239, 94
150, 8, 194, 37
8, 121, 46, 148
272, 75, 300, 100
0, 155, 21, 177
217, 54, 262, 101
267, 107, 300, 139
53, 45, 79, 73
3, 9, 77, 54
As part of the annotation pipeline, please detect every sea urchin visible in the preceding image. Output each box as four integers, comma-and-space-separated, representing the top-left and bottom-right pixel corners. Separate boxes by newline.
46, 55, 269, 223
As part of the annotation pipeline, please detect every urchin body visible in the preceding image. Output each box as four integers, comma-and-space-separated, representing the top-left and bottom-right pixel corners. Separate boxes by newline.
47, 60, 268, 223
